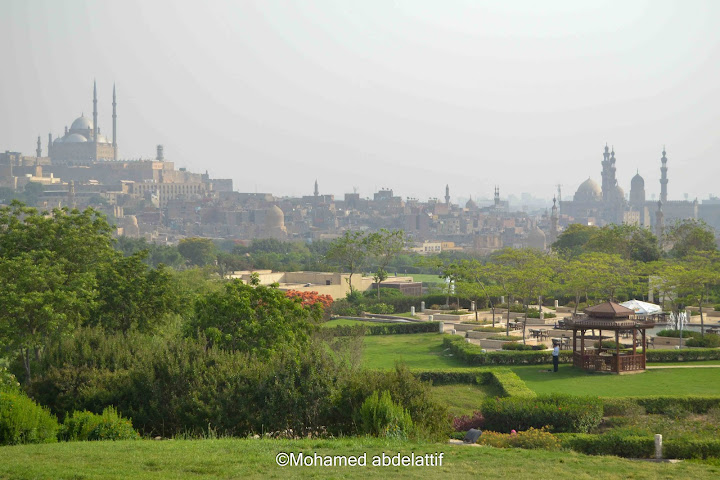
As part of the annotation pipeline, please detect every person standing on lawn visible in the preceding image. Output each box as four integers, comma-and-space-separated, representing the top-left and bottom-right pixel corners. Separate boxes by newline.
552, 344, 560, 372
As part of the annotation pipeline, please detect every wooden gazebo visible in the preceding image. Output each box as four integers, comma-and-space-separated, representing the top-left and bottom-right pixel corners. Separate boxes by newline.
572, 301, 653, 374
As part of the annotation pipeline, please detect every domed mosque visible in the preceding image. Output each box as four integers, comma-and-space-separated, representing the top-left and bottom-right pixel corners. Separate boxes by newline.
560, 145, 697, 228
48, 81, 118, 165
264, 205, 288, 239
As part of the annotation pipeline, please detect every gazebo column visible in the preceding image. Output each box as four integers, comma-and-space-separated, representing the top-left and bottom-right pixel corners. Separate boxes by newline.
580, 329, 585, 368
615, 329, 620, 373
632, 328, 637, 355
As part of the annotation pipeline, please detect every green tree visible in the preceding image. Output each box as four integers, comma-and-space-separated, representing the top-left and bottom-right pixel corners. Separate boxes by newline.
326, 231, 369, 293
366, 229, 406, 299
666, 219, 718, 258
188, 278, 319, 356
178, 237, 217, 266
551, 224, 596, 258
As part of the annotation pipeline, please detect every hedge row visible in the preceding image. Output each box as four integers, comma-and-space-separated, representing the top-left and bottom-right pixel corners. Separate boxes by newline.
444, 334, 720, 365
482, 394, 603, 433
414, 368, 535, 398
560, 433, 720, 459
326, 321, 441, 337
443, 335, 573, 365
617, 396, 720, 414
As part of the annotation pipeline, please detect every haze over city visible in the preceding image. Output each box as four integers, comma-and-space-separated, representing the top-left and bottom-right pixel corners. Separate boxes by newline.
1, 0, 719, 201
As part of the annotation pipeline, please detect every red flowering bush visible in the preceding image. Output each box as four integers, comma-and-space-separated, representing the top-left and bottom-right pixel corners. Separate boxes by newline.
285, 290, 334, 320
452, 411, 484, 432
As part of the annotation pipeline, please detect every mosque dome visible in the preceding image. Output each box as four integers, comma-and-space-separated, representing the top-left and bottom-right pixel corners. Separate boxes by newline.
615, 185, 625, 200
70, 116, 93, 131
631, 172, 644, 189
64, 133, 88, 143
53, 137, 64, 145
265, 205, 285, 229
96, 134, 110, 144
465, 196, 478, 210
526, 226, 547, 249
573, 178, 602, 203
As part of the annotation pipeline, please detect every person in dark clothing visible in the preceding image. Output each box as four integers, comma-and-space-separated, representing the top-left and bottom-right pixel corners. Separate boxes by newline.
552, 344, 560, 372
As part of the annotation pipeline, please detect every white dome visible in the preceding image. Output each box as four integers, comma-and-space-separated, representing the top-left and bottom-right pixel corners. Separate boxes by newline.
64, 133, 88, 143
70, 116, 93, 131
96, 134, 110, 144
574, 178, 602, 203
53, 137, 64, 144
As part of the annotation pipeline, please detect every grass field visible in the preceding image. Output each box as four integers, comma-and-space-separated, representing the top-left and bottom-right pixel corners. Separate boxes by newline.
1, 438, 719, 479
409, 274, 444, 284
362, 333, 469, 370
430, 383, 502, 417
322, 319, 371, 327
511, 364, 720, 397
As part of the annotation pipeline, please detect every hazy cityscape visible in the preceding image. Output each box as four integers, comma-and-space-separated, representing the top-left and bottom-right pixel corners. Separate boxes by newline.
2, 2, 720, 478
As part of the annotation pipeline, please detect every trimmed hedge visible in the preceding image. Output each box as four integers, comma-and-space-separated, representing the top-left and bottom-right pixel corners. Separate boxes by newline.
443, 335, 573, 365
645, 348, 720, 362
414, 368, 535, 398
501, 342, 547, 351
560, 433, 720, 459
482, 394, 603, 433
326, 321, 440, 337
0, 392, 59, 445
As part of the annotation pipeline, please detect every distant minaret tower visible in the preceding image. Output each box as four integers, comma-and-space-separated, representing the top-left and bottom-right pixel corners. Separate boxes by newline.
550, 196, 558, 244
655, 200, 664, 247
36, 136, 42, 158
112, 83, 117, 160
660, 147, 668, 203
600, 144, 619, 202
68, 181, 76, 209
156, 145, 164, 161
494, 186, 500, 207
93, 80, 98, 161
48, 133, 52, 158
314, 179, 319, 197
445, 184, 450, 205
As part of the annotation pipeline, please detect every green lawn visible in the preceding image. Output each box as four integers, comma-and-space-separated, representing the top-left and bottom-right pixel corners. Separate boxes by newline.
430, 383, 502, 417
410, 274, 444, 284
362, 333, 469, 370
1, 438, 719, 479
322, 319, 372, 328
511, 364, 720, 397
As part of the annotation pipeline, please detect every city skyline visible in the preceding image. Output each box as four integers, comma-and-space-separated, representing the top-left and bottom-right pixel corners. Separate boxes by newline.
2, 0, 719, 202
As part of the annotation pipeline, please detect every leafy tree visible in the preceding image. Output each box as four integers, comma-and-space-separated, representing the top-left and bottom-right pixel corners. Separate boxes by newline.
551, 224, 596, 258
188, 278, 319, 356
178, 237, 217, 266
665, 219, 718, 258
366, 230, 406, 299
0, 202, 116, 380
326, 231, 369, 292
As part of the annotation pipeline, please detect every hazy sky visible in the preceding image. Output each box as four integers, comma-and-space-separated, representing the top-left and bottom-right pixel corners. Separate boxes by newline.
1, 0, 719, 203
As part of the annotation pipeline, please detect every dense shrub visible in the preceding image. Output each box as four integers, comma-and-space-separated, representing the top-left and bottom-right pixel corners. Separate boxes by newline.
686, 335, 720, 348
632, 396, 720, 414
664, 438, 720, 459
452, 411, 484, 432
602, 398, 646, 417
560, 433, 654, 458
364, 303, 395, 314
0, 366, 20, 393
482, 394, 603, 433
60, 406, 139, 441
526, 311, 556, 319
656, 329, 704, 339
487, 335, 523, 341
326, 322, 440, 337
501, 343, 546, 351
478, 427, 561, 450
359, 390, 413, 439
645, 348, 720, 362
443, 335, 572, 365
0, 391, 59, 445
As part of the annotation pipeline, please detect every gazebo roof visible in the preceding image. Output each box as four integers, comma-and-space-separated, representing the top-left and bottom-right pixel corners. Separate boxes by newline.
573, 318, 647, 329
584, 301, 635, 318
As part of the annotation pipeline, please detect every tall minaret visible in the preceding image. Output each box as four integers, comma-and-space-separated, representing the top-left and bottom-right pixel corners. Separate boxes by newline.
48, 133, 52, 158
36, 136, 42, 158
494, 186, 500, 207
550, 196, 558, 244
314, 179, 319, 197
655, 200, 664, 247
112, 83, 117, 160
660, 147, 668, 203
93, 80, 98, 161
445, 184, 450, 205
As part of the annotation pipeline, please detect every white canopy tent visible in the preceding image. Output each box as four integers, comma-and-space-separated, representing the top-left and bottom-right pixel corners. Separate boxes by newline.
620, 299, 662, 315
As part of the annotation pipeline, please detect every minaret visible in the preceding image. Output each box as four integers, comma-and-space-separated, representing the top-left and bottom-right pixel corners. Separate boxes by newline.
445, 184, 450, 205
68, 180, 76, 209
655, 200, 664, 247
660, 147, 668, 203
314, 179, 319, 197
93, 80, 98, 161
550, 196, 558, 244
112, 83, 117, 160
48, 133, 52, 158
36, 136, 42, 158
494, 186, 500, 207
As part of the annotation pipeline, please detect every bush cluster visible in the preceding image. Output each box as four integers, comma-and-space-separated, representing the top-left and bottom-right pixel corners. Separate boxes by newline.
452, 411, 484, 432
686, 335, 720, 348
482, 394, 603, 433
501, 343, 546, 351
325, 322, 440, 337
601, 398, 646, 417
443, 335, 572, 365
413, 368, 534, 398
560, 433, 654, 458
359, 390, 413, 439
59, 406, 139, 441
0, 391, 59, 445
487, 335, 523, 341
645, 348, 720, 362
478, 427, 561, 450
